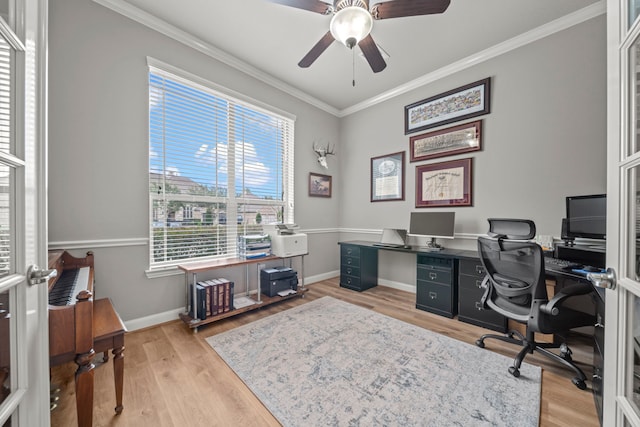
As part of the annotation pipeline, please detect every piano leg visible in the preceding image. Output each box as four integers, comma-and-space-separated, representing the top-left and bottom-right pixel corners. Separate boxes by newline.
112, 339, 124, 415
74, 349, 95, 427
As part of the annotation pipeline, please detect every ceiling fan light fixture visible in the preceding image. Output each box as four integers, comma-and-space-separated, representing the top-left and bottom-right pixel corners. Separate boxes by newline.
330, 6, 373, 49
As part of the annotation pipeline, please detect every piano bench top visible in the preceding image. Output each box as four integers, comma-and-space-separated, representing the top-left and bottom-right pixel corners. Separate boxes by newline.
94, 298, 127, 340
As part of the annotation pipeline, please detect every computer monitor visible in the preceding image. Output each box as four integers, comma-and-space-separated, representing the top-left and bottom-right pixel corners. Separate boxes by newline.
565, 194, 606, 241
409, 212, 455, 251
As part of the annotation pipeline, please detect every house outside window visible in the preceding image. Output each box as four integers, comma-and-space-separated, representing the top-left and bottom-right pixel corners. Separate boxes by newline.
148, 60, 295, 268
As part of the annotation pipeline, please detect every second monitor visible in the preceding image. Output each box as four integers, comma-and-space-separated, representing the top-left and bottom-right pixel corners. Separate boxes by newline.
409, 211, 456, 251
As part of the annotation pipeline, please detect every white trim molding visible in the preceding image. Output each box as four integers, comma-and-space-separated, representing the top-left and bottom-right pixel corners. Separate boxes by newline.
93, 0, 604, 118
48, 237, 148, 250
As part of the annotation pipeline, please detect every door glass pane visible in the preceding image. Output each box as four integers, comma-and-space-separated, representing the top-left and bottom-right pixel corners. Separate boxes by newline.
628, 294, 640, 416
633, 37, 640, 155
0, 1, 8, 26
0, 164, 9, 278
0, 289, 10, 407
0, 34, 11, 155
633, 0, 640, 29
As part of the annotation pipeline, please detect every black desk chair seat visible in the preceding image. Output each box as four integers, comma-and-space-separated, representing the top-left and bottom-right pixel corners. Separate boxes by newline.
475, 218, 596, 390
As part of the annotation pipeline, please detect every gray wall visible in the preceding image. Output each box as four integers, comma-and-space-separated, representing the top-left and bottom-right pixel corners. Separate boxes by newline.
48, 1, 606, 323
48, 0, 341, 322
339, 16, 606, 286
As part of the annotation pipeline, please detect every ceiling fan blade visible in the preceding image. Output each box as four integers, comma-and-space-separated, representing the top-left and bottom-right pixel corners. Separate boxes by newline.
298, 31, 335, 68
358, 34, 387, 73
371, 0, 451, 20
266, 0, 332, 14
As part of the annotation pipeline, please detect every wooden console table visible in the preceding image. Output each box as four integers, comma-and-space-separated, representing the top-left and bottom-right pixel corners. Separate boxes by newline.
178, 254, 306, 331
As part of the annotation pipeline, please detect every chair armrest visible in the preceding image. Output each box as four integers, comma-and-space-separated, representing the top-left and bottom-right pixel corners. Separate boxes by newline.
540, 282, 593, 315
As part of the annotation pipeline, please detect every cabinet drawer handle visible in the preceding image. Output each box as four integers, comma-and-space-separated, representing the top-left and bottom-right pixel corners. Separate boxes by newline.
346, 267, 352, 274
592, 374, 602, 381
429, 272, 437, 280
475, 265, 485, 274
346, 278, 352, 284
475, 280, 483, 288
475, 302, 484, 311
595, 322, 604, 328
347, 258, 352, 265
347, 248, 352, 254
429, 291, 437, 300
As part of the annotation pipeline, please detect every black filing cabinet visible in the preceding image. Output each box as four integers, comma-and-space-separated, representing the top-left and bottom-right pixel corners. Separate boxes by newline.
416, 255, 457, 318
339, 243, 378, 292
457, 259, 507, 332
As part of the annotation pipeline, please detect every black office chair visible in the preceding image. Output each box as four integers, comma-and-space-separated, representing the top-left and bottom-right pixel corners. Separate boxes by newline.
475, 218, 596, 389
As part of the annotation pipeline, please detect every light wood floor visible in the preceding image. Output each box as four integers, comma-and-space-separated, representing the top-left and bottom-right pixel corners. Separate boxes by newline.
50, 278, 600, 427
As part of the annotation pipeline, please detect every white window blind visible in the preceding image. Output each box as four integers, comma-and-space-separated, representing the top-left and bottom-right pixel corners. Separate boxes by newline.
148, 65, 295, 268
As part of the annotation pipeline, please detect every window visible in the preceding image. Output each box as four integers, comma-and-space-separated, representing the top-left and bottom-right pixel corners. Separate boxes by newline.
148, 61, 295, 268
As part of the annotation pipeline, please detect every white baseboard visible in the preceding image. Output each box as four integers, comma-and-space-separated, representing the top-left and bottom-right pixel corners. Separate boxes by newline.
124, 307, 185, 331
378, 279, 416, 294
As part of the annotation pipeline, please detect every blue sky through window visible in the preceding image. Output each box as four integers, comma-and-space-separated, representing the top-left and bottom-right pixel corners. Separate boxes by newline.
149, 73, 285, 199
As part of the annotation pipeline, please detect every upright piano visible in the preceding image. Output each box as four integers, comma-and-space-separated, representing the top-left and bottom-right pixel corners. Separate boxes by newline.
48, 250, 125, 427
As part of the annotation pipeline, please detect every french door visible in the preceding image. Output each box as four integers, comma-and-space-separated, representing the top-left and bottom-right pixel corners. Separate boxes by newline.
0, 0, 49, 426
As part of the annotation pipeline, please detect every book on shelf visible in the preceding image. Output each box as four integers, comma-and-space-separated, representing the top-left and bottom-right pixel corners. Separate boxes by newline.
188, 283, 207, 320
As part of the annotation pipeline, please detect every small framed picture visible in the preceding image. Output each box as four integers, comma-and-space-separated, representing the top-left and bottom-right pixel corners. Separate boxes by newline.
410, 120, 482, 162
309, 172, 331, 197
371, 151, 405, 202
415, 158, 472, 207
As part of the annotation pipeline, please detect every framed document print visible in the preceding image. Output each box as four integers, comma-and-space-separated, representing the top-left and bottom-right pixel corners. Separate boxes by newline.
415, 158, 472, 207
371, 151, 405, 202
410, 120, 482, 162
404, 78, 490, 134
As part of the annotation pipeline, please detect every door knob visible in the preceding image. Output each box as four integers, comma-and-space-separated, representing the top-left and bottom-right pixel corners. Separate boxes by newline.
26, 265, 57, 286
587, 268, 616, 290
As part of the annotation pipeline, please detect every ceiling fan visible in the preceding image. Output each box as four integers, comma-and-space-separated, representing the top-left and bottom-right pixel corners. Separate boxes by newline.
266, 0, 451, 73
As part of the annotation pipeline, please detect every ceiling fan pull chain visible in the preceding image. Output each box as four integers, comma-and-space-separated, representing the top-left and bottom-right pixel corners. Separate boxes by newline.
352, 48, 356, 87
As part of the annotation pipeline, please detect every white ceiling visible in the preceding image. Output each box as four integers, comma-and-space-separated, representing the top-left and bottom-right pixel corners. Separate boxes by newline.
109, 0, 603, 115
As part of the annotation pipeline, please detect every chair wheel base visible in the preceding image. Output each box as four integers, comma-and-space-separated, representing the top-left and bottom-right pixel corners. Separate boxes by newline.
572, 377, 587, 390
509, 366, 520, 377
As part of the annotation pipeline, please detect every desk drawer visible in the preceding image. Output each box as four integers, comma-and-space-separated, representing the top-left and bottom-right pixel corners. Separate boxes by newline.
341, 256, 360, 268
340, 275, 361, 290
341, 264, 360, 278
417, 255, 453, 269
459, 259, 485, 277
417, 265, 451, 285
416, 280, 454, 318
341, 245, 360, 258
458, 273, 506, 332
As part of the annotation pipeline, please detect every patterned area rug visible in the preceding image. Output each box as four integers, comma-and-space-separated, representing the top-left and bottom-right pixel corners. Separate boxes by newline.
206, 296, 541, 426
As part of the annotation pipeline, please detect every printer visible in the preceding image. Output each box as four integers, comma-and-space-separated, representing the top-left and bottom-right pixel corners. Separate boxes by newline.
263, 224, 308, 258
260, 266, 298, 297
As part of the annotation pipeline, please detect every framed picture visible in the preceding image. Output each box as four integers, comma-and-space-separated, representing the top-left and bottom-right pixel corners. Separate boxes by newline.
404, 77, 490, 134
371, 151, 405, 202
415, 158, 472, 208
309, 172, 332, 197
410, 120, 482, 162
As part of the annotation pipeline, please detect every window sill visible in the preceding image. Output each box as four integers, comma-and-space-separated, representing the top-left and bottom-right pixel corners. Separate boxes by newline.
145, 266, 183, 279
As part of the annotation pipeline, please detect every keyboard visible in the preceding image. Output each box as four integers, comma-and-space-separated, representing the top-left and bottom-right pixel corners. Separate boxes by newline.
544, 257, 582, 271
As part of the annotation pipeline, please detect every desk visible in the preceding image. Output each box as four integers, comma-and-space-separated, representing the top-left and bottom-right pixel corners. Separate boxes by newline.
339, 240, 604, 424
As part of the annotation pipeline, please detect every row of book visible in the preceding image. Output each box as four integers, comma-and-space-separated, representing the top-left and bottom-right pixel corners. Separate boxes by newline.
189, 278, 235, 320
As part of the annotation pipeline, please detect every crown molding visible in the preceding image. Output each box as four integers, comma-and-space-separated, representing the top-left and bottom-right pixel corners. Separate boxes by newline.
93, 0, 604, 118
92, 0, 341, 116
339, 1, 606, 117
